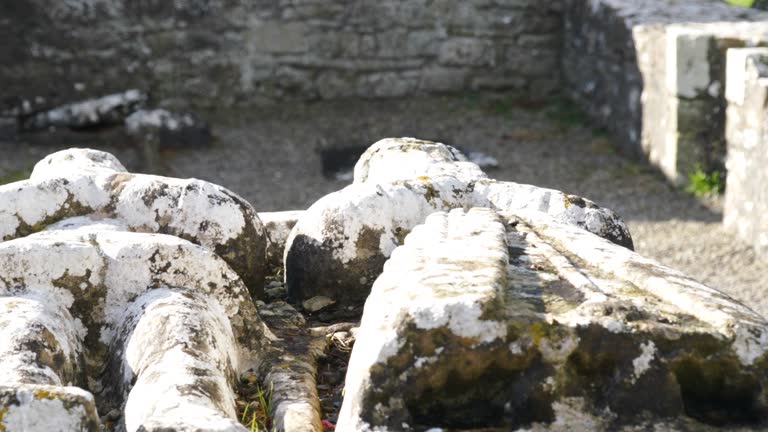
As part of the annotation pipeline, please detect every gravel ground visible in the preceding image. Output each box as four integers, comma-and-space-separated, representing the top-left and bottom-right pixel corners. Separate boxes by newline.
3, 93, 767, 316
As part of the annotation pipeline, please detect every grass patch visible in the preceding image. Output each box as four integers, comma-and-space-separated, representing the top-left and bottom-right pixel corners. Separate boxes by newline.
0, 168, 31, 185
237, 376, 275, 432
726, 0, 754, 7
685, 165, 725, 197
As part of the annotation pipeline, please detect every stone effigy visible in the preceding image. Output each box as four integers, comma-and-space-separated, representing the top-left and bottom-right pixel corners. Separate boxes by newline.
338, 207, 768, 431
0, 149, 267, 431
284, 138, 632, 307
3, 142, 768, 431
0, 148, 266, 294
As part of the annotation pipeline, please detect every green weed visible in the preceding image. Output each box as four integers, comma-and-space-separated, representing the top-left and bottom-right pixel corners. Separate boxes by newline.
0, 168, 31, 186
726, 0, 754, 7
238, 381, 275, 432
685, 164, 725, 197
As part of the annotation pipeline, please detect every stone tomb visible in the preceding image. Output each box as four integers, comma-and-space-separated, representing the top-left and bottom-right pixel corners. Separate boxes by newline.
1, 141, 767, 431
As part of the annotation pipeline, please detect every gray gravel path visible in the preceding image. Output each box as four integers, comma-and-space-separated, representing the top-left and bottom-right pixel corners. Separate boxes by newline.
3, 94, 767, 316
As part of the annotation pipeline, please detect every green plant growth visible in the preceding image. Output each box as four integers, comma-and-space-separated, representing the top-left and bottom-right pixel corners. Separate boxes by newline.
0, 168, 31, 186
238, 382, 275, 432
726, 0, 767, 9
685, 165, 725, 197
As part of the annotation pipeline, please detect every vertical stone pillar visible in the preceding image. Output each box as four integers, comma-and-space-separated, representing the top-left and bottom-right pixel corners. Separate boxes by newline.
724, 47, 768, 254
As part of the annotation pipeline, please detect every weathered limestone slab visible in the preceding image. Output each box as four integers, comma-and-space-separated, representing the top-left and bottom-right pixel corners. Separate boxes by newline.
563, 0, 768, 183
724, 48, 768, 255
338, 207, 768, 431
0, 148, 267, 294
285, 138, 632, 306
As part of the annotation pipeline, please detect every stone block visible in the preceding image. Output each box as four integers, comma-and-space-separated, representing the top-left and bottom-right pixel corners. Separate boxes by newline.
665, 28, 713, 99
315, 70, 357, 99
437, 38, 495, 67
356, 71, 421, 98
505, 46, 559, 76
337, 206, 768, 431
724, 48, 768, 255
247, 21, 310, 54
419, 67, 469, 92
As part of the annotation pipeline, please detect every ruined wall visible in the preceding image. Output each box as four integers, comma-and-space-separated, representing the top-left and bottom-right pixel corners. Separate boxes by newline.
562, 0, 768, 182
0, 0, 562, 111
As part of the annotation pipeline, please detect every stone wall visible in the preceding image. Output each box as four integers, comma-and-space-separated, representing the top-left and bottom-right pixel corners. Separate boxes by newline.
724, 48, 768, 254
562, 0, 768, 183
1, 0, 562, 111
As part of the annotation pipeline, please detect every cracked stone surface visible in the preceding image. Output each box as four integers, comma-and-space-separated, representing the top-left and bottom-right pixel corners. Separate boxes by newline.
338, 207, 768, 431
285, 138, 633, 306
